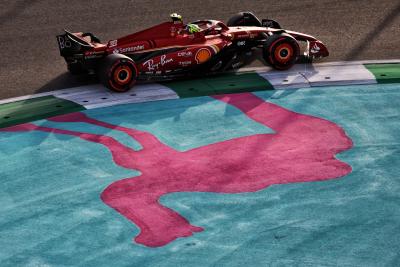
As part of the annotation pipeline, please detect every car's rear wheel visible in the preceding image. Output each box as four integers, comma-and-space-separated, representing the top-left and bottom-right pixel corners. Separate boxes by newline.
263, 33, 300, 70
98, 54, 138, 92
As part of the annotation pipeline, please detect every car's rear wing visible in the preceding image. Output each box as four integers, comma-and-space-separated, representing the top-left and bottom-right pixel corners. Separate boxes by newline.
56, 30, 93, 57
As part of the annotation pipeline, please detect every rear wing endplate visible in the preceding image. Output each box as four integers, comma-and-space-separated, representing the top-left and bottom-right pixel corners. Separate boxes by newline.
56, 29, 92, 57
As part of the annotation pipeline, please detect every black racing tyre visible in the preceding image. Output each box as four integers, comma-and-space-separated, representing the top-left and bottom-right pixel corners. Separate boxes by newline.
263, 33, 300, 70
227, 12, 262, 27
97, 53, 138, 92
67, 62, 86, 75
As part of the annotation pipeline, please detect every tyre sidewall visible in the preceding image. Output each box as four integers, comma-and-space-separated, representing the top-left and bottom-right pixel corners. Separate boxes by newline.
98, 54, 138, 92
263, 34, 299, 70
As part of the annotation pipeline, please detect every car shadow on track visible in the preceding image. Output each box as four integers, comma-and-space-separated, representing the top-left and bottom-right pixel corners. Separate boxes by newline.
35, 73, 98, 94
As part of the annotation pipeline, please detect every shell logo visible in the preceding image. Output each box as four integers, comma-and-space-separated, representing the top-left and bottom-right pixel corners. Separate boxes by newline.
195, 48, 212, 64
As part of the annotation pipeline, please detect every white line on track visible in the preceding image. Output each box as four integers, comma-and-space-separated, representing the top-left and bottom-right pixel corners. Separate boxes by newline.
0, 59, 398, 108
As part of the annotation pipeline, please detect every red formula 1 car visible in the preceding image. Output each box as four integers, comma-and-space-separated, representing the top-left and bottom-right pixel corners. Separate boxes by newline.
57, 12, 329, 92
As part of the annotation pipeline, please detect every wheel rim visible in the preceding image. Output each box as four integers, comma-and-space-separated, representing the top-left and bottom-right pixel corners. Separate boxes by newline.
274, 43, 294, 64
113, 65, 132, 85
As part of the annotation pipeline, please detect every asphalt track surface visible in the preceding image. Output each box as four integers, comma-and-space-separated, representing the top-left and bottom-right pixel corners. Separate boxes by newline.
0, 0, 399, 99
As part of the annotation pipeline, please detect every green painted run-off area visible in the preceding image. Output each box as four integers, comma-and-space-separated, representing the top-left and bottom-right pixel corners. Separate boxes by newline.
365, 63, 400, 83
0, 96, 85, 129
0, 63, 399, 129
162, 72, 273, 98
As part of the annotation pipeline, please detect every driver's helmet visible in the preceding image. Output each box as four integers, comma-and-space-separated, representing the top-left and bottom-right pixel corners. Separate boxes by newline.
186, 23, 201, 34
170, 13, 183, 23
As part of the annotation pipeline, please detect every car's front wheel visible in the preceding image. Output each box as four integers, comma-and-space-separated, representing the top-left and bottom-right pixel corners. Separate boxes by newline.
263, 33, 300, 70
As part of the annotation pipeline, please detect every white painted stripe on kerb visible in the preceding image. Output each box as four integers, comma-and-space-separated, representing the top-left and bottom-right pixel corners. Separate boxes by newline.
55, 83, 179, 109
257, 70, 310, 89
253, 62, 381, 89
0, 60, 398, 109
0, 83, 179, 108
300, 64, 377, 86
241, 59, 400, 73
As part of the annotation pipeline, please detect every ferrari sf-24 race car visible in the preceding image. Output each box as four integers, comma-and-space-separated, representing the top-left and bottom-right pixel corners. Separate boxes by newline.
57, 12, 329, 92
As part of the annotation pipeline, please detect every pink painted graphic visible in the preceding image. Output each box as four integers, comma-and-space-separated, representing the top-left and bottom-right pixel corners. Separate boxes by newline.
2, 93, 353, 247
